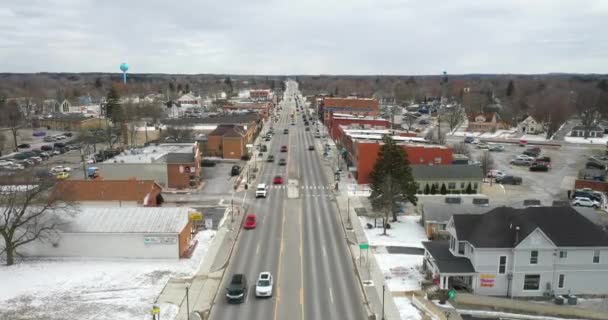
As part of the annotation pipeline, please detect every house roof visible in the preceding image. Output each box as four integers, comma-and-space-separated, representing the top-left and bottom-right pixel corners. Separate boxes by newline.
209, 124, 246, 137
422, 203, 497, 223
165, 152, 195, 164
572, 125, 603, 132
453, 206, 608, 248
58, 207, 189, 233
422, 241, 476, 274
467, 112, 495, 123
162, 114, 259, 126
53, 180, 161, 203
411, 165, 483, 180
223, 126, 246, 138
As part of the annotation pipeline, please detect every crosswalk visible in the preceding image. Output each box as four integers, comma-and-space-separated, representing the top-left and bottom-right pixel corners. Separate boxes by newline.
266, 184, 334, 190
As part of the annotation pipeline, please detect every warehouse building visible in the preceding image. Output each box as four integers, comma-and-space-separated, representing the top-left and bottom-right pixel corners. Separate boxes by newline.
21, 207, 194, 259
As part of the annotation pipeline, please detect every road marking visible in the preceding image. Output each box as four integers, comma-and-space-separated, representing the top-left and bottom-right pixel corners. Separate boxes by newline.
273, 204, 288, 320
323, 246, 327, 257
329, 287, 334, 303
256, 244, 260, 255
299, 205, 305, 320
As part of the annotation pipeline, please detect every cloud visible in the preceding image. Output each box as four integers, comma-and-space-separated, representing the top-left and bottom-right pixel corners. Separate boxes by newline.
0, 0, 607, 74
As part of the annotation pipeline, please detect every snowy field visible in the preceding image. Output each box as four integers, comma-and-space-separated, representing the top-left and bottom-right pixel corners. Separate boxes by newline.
376, 253, 424, 292
394, 297, 422, 320
0, 230, 215, 320
565, 135, 608, 145
360, 215, 428, 248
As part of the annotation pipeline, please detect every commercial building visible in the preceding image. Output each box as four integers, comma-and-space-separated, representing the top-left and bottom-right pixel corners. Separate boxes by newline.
207, 125, 250, 159
21, 207, 194, 259
423, 206, 608, 297
412, 165, 483, 195
249, 89, 272, 101
53, 179, 164, 207
320, 97, 380, 123
36, 113, 108, 131
220, 102, 274, 120
328, 113, 391, 140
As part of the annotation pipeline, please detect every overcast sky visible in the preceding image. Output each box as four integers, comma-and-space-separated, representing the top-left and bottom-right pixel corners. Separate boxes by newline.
1, 0, 607, 75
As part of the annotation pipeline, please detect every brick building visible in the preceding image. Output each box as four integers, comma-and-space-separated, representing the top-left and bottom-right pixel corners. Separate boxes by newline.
249, 89, 271, 101
52, 179, 163, 207
328, 114, 390, 140
166, 150, 202, 189
207, 124, 253, 159
466, 112, 505, 132
320, 97, 380, 123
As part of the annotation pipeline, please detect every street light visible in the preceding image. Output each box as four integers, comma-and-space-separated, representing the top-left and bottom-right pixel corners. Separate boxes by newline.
185, 283, 190, 320
382, 284, 386, 320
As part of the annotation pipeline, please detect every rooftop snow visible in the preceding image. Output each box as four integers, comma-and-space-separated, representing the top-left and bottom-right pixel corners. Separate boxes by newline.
59, 207, 190, 233
104, 143, 194, 164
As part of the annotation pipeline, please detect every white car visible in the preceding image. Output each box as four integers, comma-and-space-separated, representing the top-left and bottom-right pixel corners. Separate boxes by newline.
515, 155, 535, 161
477, 143, 490, 149
55, 135, 66, 140
255, 272, 273, 298
489, 145, 505, 152
472, 138, 481, 144
572, 197, 600, 208
50, 165, 71, 173
487, 170, 506, 179
0, 160, 14, 167
255, 183, 268, 198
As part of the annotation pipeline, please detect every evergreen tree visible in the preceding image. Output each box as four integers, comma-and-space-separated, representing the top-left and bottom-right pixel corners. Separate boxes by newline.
440, 183, 447, 195
369, 135, 418, 235
424, 184, 430, 195
466, 182, 473, 194
105, 85, 123, 123
430, 184, 437, 195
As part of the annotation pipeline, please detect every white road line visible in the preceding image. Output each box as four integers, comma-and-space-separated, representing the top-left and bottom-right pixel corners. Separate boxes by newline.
329, 287, 334, 303
323, 246, 327, 257
256, 244, 260, 255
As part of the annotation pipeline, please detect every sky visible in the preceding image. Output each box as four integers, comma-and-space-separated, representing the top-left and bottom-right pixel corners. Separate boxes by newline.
0, 0, 607, 75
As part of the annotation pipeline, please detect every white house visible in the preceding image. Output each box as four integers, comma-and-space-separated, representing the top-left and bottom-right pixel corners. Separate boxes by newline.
21, 207, 194, 259
177, 93, 201, 108
423, 206, 608, 297
517, 116, 544, 134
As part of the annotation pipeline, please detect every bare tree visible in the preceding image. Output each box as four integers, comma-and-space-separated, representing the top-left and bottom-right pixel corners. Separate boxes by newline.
402, 113, 417, 131
425, 130, 446, 145
573, 85, 603, 138
478, 151, 494, 178
451, 142, 471, 157
0, 99, 26, 152
0, 177, 76, 265
163, 127, 194, 142
443, 106, 464, 132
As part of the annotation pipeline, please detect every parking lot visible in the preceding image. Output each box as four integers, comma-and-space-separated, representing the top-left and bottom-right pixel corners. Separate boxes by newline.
469, 142, 598, 207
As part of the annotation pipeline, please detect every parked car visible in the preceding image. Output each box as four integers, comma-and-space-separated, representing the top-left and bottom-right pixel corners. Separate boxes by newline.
55, 172, 70, 180
41, 145, 53, 151
586, 161, 606, 170
510, 158, 532, 166
573, 189, 603, 203
50, 165, 72, 173
314, 133, 321, 138
572, 197, 600, 208
477, 143, 490, 150
496, 175, 522, 185
518, 139, 528, 147
515, 155, 535, 161
464, 136, 474, 144
523, 149, 540, 157
43, 136, 55, 142
226, 274, 248, 304
280, 145, 288, 152
418, 119, 430, 125
29, 157, 43, 164
244, 214, 257, 229
17, 143, 31, 149
486, 170, 506, 178
489, 145, 505, 152
231, 165, 241, 176
63, 132, 73, 137
267, 155, 275, 163
529, 163, 549, 172
201, 159, 217, 167
255, 272, 274, 298
273, 175, 283, 185
33, 131, 46, 137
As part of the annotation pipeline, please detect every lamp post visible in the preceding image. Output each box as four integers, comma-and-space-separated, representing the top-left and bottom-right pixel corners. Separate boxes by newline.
347, 197, 351, 226
382, 284, 386, 320
185, 283, 190, 320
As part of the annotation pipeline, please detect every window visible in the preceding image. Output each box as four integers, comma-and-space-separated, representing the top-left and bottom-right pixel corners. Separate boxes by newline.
460, 182, 465, 189
530, 251, 538, 264
559, 250, 567, 259
593, 250, 600, 264
523, 275, 540, 290
558, 274, 565, 289
434, 157, 442, 164
448, 182, 456, 189
450, 236, 455, 251
473, 182, 478, 191
458, 242, 465, 255
498, 256, 507, 274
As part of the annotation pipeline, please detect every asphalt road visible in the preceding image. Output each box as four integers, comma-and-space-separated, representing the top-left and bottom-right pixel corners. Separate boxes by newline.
210, 81, 365, 320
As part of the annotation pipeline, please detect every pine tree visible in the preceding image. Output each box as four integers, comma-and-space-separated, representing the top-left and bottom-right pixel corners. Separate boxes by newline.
440, 184, 447, 195
369, 135, 418, 235
424, 184, 430, 195
466, 182, 473, 194
105, 85, 123, 123
430, 184, 437, 195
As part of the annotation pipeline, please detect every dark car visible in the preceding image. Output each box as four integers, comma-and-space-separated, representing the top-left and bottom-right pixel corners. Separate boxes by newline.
63, 132, 73, 137
201, 159, 217, 167
308, 145, 314, 151
464, 136, 474, 144
496, 175, 522, 185
529, 164, 549, 172
231, 165, 241, 176
418, 119, 430, 125
278, 158, 287, 166
280, 145, 287, 152
41, 145, 53, 151
586, 161, 606, 170
53, 142, 66, 149
226, 274, 248, 304
261, 145, 268, 152
267, 155, 275, 162
523, 149, 540, 157
17, 143, 31, 149
305, 127, 310, 131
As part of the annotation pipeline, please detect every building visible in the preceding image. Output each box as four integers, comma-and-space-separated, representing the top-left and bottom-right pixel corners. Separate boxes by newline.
249, 89, 272, 101
20, 207, 194, 259
328, 113, 391, 140
221, 102, 274, 119
412, 165, 483, 194
207, 125, 249, 159
320, 97, 380, 123
419, 196, 493, 239
52, 179, 163, 207
36, 113, 107, 131
166, 152, 202, 189
423, 206, 608, 297
517, 116, 544, 134
467, 112, 505, 133
570, 125, 604, 138
177, 93, 201, 108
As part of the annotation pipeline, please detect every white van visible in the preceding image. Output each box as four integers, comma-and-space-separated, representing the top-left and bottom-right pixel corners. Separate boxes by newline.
255, 184, 268, 198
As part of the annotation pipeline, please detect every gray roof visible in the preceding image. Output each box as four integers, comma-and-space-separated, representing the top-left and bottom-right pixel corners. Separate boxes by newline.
422, 203, 497, 223
411, 165, 483, 180
162, 114, 259, 126
572, 125, 603, 132
453, 206, 608, 248
59, 207, 190, 233
422, 241, 475, 274
165, 152, 195, 164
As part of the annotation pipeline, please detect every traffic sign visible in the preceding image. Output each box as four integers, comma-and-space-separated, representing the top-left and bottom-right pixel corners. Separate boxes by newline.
151, 306, 160, 315
359, 243, 369, 250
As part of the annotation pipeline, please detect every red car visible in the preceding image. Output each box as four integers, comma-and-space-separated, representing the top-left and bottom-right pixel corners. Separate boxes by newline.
280, 145, 287, 152
273, 175, 283, 185
244, 214, 257, 229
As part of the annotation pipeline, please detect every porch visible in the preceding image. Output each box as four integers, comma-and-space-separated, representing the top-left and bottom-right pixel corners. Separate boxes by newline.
422, 241, 476, 292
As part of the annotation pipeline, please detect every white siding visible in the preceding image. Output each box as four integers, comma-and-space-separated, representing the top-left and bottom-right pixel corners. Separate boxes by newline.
472, 249, 512, 296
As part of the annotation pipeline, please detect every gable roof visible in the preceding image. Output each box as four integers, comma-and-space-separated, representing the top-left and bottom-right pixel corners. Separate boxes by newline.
53, 180, 161, 203
422, 241, 476, 274
453, 206, 608, 248
422, 203, 497, 223
467, 112, 495, 123
411, 165, 483, 180
572, 125, 603, 132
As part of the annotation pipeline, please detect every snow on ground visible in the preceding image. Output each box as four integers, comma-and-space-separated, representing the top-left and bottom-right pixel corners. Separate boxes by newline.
0, 230, 215, 320
459, 309, 588, 320
394, 297, 422, 320
565, 135, 608, 145
534, 297, 608, 314
376, 254, 424, 292
360, 215, 428, 248
519, 133, 549, 141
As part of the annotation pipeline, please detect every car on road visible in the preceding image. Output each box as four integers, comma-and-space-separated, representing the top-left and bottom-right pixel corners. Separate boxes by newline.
40, 145, 53, 151
529, 163, 549, 172
586, 161, 606, 170
273, 175, 283, 185
226, 274, 248, 304
17, 143, 31, 149
291, 122, 295, 125
489, 145, 505, 152
267, 155, 275, 162
55, 172, 70, 180
255, 184, 268, 198
314, 133, 321, 138
33, 131, 46, 137
278, 158, 287, 166
255, 272, 273, 298
244, 214, 257, 229
477, 143, 490, 149
572, 197, 600, 208
486, 170, 506, 179
464, 136, 474, 143
280, 145, 287, 152
496, 175, 522, 185
261, 145, 268, 152
510, 158, 532, 166
43, 136, 56, 142
265, 136, 271, 141
283, 129, 289, 134
231, 165, 241, 176
305, 127, 310, 131
308, 145, 314, 151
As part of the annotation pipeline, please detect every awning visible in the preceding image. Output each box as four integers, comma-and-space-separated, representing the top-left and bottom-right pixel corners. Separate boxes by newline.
422, 241, 475, 274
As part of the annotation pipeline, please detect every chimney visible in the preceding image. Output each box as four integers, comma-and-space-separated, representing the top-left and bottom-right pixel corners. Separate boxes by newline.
514, 226, 520, 246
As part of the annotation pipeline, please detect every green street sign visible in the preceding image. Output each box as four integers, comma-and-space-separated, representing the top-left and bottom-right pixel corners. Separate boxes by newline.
359, 243, 369, 250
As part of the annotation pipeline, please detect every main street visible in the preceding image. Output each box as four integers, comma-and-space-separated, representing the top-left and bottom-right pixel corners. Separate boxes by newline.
210, 81, 365, 320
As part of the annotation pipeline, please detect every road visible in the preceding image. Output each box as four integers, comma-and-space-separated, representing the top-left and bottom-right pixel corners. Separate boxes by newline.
210, 81, 365, 320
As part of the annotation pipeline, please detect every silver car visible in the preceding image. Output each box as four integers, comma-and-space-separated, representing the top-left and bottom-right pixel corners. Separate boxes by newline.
255, 272, 273, 298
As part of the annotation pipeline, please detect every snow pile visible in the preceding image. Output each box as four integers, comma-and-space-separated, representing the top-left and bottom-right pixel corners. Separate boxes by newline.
565, 135, 608, 145
376, 254, 424, 292
360, 215, 427, 248
0, 230, 215, 320
394, 297, 422, 320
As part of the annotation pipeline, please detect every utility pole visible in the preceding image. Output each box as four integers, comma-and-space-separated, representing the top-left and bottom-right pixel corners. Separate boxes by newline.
80, 147, 87, 180
382, 284, 386, 320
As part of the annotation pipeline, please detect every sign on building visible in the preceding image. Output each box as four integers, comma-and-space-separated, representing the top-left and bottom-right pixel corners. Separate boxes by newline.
144, 236, 177, 245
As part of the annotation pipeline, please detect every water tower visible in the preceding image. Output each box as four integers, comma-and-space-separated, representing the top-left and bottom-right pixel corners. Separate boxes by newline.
120, 62, 129, 84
